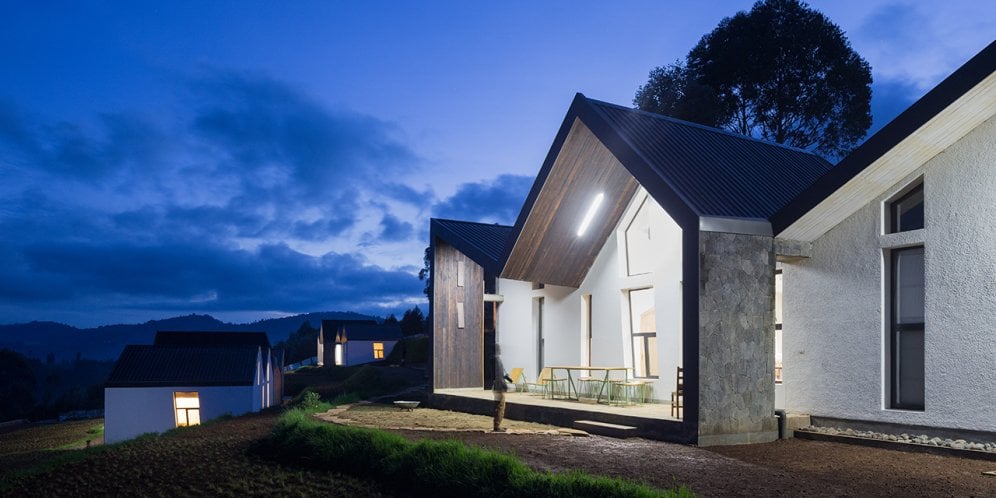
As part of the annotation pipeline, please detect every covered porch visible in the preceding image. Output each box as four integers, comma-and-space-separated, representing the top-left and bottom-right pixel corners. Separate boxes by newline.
431, 387, 686, 441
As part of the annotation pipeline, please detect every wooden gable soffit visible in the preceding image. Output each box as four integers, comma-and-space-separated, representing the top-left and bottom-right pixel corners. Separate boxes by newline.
502, 118, 638, 287
774, 238, 812, 262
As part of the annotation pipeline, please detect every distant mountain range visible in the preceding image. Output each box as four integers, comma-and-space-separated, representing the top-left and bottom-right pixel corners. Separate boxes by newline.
0, 311, 378, 362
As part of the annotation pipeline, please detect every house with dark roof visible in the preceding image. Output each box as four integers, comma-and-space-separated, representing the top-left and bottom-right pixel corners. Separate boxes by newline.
429, 41, 995, 445
104, 331, 283, 443
316, 320, 402, 367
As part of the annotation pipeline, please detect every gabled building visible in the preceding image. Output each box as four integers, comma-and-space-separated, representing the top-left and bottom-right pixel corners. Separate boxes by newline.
429, 41, 995, 445
104, 331, 283, 443
316, 320, 402, 367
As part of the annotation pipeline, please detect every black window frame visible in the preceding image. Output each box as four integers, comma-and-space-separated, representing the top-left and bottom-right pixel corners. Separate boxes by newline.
889, 246, 925, 411
888, 182, 924, 234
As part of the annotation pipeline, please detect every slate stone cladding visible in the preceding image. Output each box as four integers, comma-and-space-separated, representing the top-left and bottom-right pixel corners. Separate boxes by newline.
698, 231, 777, 444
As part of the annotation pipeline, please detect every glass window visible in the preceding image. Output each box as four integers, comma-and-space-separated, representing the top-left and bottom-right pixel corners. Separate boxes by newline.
628, 288, 658, 378
625, 198, 654, 276
373, 342, 385, 359
890, 247, 925, 410
889, 183, 924, 233
174, 392, 201, 427
774, 270, 783, 384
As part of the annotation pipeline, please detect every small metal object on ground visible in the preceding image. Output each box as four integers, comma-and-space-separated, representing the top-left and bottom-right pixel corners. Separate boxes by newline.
982, 470, 996, 477
393, 400, 420, 411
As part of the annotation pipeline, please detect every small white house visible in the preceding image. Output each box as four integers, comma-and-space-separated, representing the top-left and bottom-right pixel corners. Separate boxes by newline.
317, 320, 402, 367
104, 331, 282, 444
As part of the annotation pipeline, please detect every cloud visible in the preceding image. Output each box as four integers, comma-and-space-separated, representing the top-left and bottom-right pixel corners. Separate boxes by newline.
856, 2, 996, 90
432, 174, 532, 225
0, 71, 430, 326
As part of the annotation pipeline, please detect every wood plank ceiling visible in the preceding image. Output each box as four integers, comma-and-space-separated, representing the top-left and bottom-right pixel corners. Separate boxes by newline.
502, 118, 638, 287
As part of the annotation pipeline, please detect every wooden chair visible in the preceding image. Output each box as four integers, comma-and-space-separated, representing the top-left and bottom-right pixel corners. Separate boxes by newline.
670, 366, 684, 418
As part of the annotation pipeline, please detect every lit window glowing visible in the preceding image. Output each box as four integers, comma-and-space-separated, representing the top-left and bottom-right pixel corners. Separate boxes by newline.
373, 342, 385, 359
576, 193, 605, 237
334, 344, 343, 366
174, 392, 201, 427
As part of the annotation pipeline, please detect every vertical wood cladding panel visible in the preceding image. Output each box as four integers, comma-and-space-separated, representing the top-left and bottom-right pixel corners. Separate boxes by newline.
503, 119, 638, 287
432, 240, 485, 389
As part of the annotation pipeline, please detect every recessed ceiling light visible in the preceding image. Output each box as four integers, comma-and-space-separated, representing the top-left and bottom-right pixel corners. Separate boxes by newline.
577, 193, 604, 237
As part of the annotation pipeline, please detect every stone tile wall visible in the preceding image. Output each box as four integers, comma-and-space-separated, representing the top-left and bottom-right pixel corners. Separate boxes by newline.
698, 231, 777, 445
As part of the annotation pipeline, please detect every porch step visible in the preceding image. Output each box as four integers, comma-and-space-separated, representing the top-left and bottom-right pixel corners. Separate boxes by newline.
573, 420, 638, 439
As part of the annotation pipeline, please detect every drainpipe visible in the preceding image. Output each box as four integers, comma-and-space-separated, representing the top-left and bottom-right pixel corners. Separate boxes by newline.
775, 409, 786, 439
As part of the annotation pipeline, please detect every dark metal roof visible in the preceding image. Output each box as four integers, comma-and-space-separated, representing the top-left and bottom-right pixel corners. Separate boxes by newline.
771, 40, 996, 234
430, 218, 513, 276
106, 345, 260, 387
154, 331, 271, 349
321, 321, 402, 342
585, 99, 833, 220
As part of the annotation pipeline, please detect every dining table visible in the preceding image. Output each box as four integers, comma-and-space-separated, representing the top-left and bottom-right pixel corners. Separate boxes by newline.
546, 365, 630, 403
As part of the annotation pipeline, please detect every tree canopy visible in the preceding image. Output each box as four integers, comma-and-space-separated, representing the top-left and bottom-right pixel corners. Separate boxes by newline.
634, 0, 871, 158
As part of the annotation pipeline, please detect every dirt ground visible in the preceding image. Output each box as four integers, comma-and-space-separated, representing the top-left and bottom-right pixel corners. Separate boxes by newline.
328, 403, 996, 497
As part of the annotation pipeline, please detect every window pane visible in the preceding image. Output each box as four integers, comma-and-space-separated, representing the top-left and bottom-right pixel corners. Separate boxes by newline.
895, 248, 925, 324
647, 336, 659, 377
896, 329, 925, 407
176, 409, 188, 427
174, 392, 200, 409
890, 184, 924, 233
774, 272, 783, 326
632, 336, 647, 377
187, 409, 201, 426
625, 199, 654, 275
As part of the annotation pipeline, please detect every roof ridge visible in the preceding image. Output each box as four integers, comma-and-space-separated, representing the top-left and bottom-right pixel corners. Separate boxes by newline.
432, 217, 514, 229
583, 96, 829, 160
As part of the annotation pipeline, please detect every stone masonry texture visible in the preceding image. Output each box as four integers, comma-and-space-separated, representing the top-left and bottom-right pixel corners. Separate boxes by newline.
698, 231, 776, 440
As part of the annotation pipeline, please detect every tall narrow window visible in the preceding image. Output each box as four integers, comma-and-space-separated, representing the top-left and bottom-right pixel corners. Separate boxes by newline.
625, 197, 654, 276
628, 288, 658, 378
373, 342, 385, 359
334, 343, 343, 366
534, 297, 544, 374
582, 294, 592, 366
174, 392, 201, 427
774, 269, 783, 384
888, 182, 924, 233
890, 247, 925, 410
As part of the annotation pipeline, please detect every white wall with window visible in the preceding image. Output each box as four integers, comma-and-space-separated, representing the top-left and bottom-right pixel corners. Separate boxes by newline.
781, 116, 996, 432
498, 187, 683, 403
104, 384, 261, 443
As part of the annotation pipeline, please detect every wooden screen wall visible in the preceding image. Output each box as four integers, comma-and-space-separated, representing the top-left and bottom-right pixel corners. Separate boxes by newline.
432, 240, 485, 388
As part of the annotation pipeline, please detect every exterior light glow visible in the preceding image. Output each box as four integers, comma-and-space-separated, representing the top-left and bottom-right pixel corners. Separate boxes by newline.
577, 193, 605, 237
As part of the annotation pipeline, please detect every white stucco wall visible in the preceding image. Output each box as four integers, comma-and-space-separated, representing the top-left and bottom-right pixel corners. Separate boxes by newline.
104, 384, 261, 444
497, 189, 683, 401
783, 116, 996, 432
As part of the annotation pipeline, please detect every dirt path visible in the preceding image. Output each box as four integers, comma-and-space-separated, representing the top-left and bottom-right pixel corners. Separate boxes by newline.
328, 404, 996, 497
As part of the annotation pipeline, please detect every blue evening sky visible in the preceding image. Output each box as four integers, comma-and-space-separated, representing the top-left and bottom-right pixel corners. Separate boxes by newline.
1, 1, 993, 326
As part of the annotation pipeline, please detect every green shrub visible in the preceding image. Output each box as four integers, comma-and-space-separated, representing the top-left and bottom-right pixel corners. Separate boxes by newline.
266, 408, 694, 497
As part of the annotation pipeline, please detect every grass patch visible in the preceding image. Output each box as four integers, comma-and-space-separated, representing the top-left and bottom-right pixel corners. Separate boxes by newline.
265, 408, 694, 497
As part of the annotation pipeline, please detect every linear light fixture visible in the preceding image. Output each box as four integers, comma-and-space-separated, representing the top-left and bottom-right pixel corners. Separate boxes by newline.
576, 192, 605, 237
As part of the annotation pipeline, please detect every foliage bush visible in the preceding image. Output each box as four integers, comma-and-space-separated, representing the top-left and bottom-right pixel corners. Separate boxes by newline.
266, 408, 694, 497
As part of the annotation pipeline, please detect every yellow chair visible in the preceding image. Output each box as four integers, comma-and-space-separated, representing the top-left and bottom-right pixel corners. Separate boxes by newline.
507, 367, 526, 392
525, 367, 566, 399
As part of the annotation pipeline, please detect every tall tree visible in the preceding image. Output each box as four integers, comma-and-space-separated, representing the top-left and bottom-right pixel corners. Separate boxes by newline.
399, 306, 425, 336
0, 349, 36, 421
635, 0, 871, 158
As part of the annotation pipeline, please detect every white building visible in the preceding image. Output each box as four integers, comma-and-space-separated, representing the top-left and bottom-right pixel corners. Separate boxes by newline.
429, 42, 995, 445
104, 331, 282, 444
316, 320, 402, 367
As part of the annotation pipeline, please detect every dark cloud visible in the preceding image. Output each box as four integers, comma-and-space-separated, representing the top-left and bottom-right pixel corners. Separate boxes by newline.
0, 72, 429, 325
378, 213, 416, 242
2, 238, 420, 313
432, 174, 532, 225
